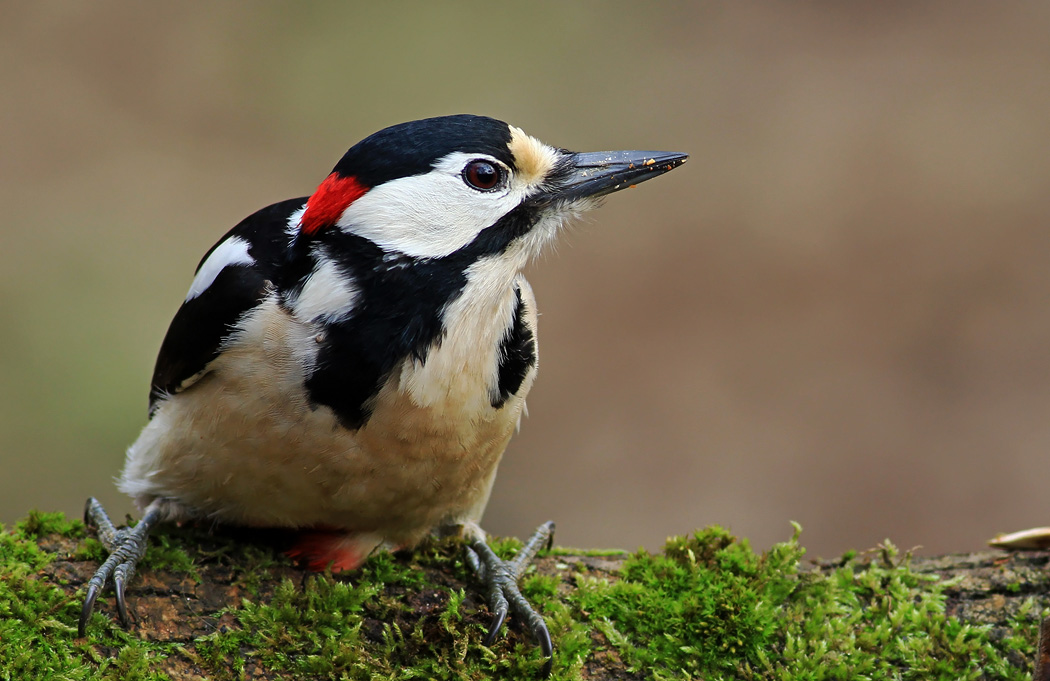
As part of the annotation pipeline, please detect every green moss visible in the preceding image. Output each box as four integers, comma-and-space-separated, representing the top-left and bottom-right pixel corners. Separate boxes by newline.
0, 513, 1042, 679
16, 510, 85, 540
135, 529, 199, 579
196, 575, 375, 678
772, 540, 998, 681
573, 524, 800, 677
570, 529, 1030, 680
193, 537, 560, 680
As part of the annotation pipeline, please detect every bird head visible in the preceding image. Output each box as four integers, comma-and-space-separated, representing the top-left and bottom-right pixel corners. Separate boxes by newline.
294, 114, 687, 267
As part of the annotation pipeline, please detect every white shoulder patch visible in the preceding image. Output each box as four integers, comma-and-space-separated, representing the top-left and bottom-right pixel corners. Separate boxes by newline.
291, 257, 360, 324
185, 236, 254, 302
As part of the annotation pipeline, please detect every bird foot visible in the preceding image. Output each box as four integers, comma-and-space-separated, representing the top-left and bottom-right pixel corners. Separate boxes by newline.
79, 497, 161, 637
465, 521, 555, 678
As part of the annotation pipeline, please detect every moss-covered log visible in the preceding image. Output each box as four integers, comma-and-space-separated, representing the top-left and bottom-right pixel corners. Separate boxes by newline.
1, 511, 1046, 679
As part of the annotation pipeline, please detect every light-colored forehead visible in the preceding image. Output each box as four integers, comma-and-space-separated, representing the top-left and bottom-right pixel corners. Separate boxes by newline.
507, 126, 561, 185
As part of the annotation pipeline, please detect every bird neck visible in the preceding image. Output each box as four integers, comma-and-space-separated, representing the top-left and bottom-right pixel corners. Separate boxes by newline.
288, 232, 532, 428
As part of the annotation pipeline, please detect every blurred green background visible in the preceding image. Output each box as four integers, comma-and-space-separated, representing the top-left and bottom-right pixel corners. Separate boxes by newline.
3, 2, 1050, 558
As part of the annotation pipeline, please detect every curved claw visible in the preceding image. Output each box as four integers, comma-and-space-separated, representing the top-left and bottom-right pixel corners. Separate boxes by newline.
78, 582, 101, 637
113, 557, 139, 628
536, 626, 553, 678
114, 571, 130, 628
79, 549, 125, 636
484, 609, 508, 647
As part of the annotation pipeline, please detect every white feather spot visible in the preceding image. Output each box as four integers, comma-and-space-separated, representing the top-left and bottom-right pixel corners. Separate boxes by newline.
292, 258, 360, 324
185, 236, 254, 301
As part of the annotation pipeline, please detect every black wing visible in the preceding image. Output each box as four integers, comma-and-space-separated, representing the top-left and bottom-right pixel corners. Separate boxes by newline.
148, 197, 307, 415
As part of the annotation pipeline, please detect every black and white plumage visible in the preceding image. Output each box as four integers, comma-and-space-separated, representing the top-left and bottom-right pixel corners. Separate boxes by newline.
80, 114, 687, 674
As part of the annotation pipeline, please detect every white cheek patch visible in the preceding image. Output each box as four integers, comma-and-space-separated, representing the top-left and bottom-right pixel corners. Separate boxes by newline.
185, 236, 254, 301
290, 257, 360, 324
336, 152, 529, 259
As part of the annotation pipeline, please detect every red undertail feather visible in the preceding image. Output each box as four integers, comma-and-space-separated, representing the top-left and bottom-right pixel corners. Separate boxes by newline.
299, 173, 368, 235
286, 529, 381, 573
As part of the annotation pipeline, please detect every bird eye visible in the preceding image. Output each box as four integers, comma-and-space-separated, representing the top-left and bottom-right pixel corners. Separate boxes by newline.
463, 160, 503, 191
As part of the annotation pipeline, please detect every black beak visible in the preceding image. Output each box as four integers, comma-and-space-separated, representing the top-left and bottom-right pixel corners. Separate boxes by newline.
555, 150, 688, 201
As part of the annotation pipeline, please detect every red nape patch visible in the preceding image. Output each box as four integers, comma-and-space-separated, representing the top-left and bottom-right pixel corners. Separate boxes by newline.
299, 173, 368, 235
286, 529, 378, 573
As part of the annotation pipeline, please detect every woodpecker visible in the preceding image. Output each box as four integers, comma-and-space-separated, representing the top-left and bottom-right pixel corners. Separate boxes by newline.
78, 114, 687, 675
